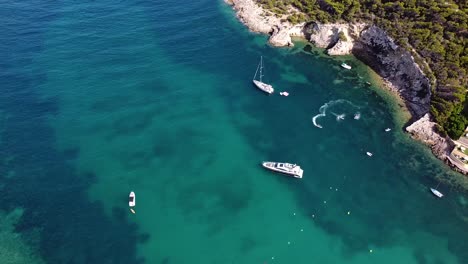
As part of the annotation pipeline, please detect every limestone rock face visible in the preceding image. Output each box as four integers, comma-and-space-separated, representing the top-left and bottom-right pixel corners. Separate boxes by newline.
307, 22, 342, 48
406, 114, 452, 159
327, 39, 354, 55
355, 26, 431, 118
269, 26, 293, 47
227, 0, 303, 47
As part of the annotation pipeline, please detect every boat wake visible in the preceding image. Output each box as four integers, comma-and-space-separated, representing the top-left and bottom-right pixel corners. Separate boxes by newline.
312, 99, 360, 128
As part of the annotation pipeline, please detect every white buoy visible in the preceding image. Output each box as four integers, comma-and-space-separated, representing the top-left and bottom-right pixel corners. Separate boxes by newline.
347, 211, 350, 215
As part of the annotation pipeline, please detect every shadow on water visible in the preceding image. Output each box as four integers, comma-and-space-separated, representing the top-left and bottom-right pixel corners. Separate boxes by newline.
0, 66, 147, 264
0, 2, 147, 263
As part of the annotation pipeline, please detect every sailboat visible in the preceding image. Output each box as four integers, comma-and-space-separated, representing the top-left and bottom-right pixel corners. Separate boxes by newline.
430, 182, 444, 198
253, 56, 274, 94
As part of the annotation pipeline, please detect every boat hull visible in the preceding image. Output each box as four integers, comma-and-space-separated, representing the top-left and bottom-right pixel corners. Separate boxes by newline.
129, 191, 136, 207
430, 188, 443, 198
341, 63, 352, 70
262, 162, 303, 178
253, 80, 274, 94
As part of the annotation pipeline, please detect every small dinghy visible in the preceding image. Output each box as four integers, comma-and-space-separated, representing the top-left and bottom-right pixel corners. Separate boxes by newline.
280, 91, 289, 96
366, 152, 373, 157
354, 112, 361, 120
341, 63, 352, 70
129, 191, 136, 207
430, 188, 443, 198
385, 128, 391, 132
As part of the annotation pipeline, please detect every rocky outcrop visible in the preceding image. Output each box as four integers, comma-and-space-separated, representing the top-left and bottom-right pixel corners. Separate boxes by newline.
304, 22, 365, 54
406, 114, 453, 159
226, 0, 304, 47
352, 26, 431, 118
328, 39, 353, 55
269, 26, 293, 47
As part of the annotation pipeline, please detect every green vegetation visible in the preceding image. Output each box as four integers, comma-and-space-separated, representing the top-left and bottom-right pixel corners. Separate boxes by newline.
338, 31, 347, 41
258, 0, 468, 139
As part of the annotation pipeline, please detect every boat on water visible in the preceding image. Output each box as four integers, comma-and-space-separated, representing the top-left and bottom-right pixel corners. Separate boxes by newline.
341, 63, 352, 70
280, 91, 289, 96
366, 152, 373, 157
253, 56, 274, 94
385, 128, 391, 132
337, 114, 345, 120
430, 188, 444, 198
129, 191, 136, 207
354, 112, 361, 120
262, 162, 303, 178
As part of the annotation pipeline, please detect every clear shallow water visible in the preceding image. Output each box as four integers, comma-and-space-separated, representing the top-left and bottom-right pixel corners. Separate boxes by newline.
0, 0, 467, 263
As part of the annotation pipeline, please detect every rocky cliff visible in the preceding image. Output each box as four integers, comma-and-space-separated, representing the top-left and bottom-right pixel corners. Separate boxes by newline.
353, 26, 431, 119
225, 0, 304, 47
406, 114, 453, 159
304, 22, 364, 55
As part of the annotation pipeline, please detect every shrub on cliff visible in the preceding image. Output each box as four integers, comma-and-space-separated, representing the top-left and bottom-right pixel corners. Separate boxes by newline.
338, 31, 347, 41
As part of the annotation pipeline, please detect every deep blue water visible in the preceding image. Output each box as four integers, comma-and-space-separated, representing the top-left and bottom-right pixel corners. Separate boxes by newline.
0, 1, 467, 263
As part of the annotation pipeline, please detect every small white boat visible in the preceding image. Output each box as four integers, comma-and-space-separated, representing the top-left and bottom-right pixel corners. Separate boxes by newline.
366, 152, 373, 157
129, 191, 136, 207
385, 128, 391, 132
332, 112, 345, 121
430, 188, 443, 198
341, 63, 352, 70
280, 91, 289, 96
262, 162, 303, 178
354, 113, 361, 120
253, 56, 274, 94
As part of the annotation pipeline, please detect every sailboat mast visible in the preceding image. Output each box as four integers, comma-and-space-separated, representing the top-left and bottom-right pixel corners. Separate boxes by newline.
253, 58, 260, 80
260, 56, 263, 82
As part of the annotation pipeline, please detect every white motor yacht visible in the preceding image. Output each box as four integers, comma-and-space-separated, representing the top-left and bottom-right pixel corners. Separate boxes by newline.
262, 162, 303, 178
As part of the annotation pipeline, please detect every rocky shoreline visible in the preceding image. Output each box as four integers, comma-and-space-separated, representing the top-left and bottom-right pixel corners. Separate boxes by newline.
226, 0, 458, 169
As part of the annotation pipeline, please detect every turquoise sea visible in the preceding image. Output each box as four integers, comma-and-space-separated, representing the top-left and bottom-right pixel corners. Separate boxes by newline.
1, 0, 467, 263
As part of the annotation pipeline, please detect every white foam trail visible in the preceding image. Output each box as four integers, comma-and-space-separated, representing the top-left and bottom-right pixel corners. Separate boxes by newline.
312, 114, 324, 128
312, 99, 359, 128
